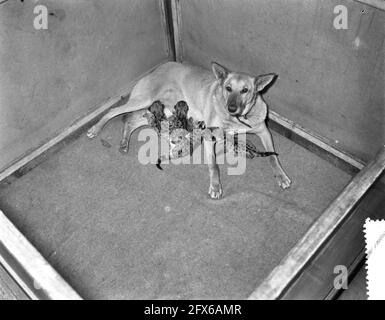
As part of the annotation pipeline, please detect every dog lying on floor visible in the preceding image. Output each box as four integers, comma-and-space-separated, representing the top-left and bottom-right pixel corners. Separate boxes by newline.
87, 62, 292, 199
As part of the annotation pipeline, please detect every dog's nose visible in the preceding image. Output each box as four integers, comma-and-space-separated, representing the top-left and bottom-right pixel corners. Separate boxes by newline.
228, 104, 237, 113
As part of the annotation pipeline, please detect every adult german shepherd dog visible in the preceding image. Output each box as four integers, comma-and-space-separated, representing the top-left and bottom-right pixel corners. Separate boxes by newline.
87, 62, 291, 199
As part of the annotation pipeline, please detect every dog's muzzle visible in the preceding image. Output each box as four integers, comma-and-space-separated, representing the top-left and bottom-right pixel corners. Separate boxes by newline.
228, 103, 238, 114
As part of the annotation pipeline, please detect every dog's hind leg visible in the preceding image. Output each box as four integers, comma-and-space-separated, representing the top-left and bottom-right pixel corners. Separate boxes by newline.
119, 111, 148, 154
87, 96, 152, 139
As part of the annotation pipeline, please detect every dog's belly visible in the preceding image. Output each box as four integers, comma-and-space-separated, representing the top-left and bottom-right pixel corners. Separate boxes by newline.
154, 88, 206, 122
131, 62, 215, 122
156, 87, 183, 106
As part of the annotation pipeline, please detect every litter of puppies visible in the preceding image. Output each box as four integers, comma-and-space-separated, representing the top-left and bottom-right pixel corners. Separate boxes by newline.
143, 100, 278, 169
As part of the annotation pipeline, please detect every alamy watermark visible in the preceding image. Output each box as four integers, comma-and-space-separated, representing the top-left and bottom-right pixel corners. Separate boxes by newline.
137, 127, 247, 176
33, 4, 48, 30
334, 265, 348, 290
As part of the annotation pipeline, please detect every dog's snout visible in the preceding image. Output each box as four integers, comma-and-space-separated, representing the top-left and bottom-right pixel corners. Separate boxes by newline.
228, 103, 237, 113
227, 93, 239, 114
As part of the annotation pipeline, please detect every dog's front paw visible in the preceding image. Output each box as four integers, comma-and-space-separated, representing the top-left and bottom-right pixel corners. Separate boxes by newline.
275, 172, 292, 189
87, 126, 98, 139
119, 138, 129, 154
208, 183, 223, 199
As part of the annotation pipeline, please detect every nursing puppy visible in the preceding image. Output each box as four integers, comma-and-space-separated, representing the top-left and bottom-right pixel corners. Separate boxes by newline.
87, 62, 292, 199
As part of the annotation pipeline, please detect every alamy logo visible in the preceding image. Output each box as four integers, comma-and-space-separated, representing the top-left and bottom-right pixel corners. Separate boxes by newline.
33, 5, 48, 30
137, 127, 247, 175
333, 265, 348, 290
333, 5, 348, 30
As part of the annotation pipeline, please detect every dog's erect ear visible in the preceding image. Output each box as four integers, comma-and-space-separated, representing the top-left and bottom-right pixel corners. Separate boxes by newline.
212, 62, 229, 82
255, 73, 277, 92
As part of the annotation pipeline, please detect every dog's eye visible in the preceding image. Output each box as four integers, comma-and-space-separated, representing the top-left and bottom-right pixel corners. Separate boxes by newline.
225, 86, 232, 92
241, 88, 249, 94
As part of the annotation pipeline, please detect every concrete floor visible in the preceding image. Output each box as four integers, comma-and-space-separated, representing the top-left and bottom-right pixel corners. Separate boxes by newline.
0, 118, 351, 299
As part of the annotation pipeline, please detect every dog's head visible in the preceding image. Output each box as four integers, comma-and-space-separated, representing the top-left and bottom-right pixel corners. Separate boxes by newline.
212, 62, 277, 117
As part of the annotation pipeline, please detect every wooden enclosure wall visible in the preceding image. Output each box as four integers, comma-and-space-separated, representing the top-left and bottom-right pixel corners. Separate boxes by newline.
179, 0, 384, 162
0, 0, 169, 171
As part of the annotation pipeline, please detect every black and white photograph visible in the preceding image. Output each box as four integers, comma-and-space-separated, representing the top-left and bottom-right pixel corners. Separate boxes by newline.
0, 0, 384, 306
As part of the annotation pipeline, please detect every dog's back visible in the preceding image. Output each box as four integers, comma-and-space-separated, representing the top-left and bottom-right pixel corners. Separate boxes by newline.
131, 62, 216, 119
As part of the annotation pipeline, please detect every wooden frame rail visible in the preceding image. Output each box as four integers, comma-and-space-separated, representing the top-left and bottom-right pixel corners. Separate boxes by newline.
0, 210, 82, 300
281, 178, 385, 300
268, 110, 365, 175
170, 0, 183, 62
248, 145, 385, 300
354, 0, 385, 11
